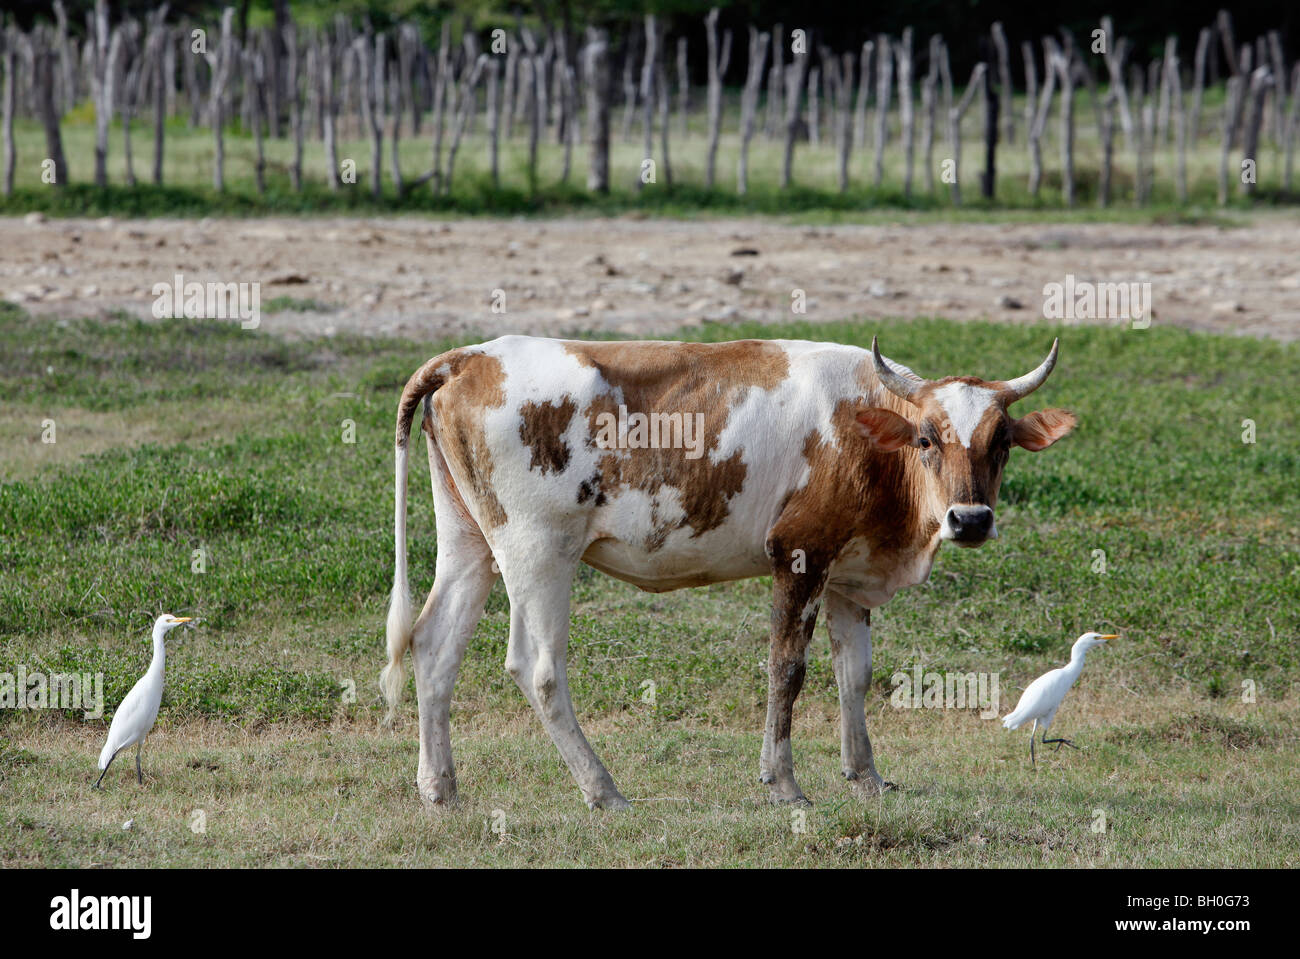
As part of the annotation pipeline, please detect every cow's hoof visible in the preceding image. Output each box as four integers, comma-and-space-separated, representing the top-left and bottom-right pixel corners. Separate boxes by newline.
768, 793, 812, 807
847, 774, 896, 797
766, 782, 811, 806
587, 791, 631, 811
417, 778, 458, 809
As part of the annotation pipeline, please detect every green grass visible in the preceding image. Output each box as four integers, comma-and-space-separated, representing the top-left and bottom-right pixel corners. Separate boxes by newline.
1, 303, 1297, 866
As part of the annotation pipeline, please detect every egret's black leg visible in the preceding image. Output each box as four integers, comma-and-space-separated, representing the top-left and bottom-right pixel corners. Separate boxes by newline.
1041, 731, 1077, 752
93, 750, 120, 789
1029, 732, 1036, 766
135, 744, 143, 784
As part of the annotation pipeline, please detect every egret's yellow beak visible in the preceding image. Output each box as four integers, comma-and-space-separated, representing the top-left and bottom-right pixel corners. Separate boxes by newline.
1099, 634, 1118, 641
173, 617, 194, 623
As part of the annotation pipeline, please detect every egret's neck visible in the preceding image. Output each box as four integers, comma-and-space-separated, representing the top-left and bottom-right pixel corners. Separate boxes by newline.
149, 626, 168, 671
1065, 646, 1090, 675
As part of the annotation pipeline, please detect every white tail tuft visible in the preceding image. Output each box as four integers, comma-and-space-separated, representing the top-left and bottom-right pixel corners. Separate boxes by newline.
381, 584, 412, 725
380, 445, 413, 725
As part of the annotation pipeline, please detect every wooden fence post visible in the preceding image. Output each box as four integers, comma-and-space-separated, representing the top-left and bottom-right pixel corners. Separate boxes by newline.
1191, 27, 1210, 145
1239, 66, 1273, 196
921, 39, 937, 193
485, 54, 500, 188
1168, 47, 1187, 201
585, 27, 610, 194
321, 30, 339, 189
990, 22, 1013, 144
780, 39, 808, 188
638, 14, 657, 192
676, 36, 688, 138
284, 23, 302, 190
1057, 43, 1074, 206
1284, 64, 1300, 191
981, 37, 998, 200
204, 7, 234, 192
2, 26, 15, 195
852, 41, 872, 150
445, 53, 486, 195
1099, 92, 1116, 206
766, 23, 783, 140
704, 9, 730, 188
898, 28, 915, 196
737, 26, 768, 194
833, 50, 854, 192
147, 8, 169, 186
872, 34, 891, 188
948, 61, 986, 204
1099, 17, 1133, 147
89, 0, 112, 186
1027, 39, 1058, 198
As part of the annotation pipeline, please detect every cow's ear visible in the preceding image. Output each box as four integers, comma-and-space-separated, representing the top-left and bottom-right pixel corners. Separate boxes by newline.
1012, 408, 1077, 451
855, 408, 918, 452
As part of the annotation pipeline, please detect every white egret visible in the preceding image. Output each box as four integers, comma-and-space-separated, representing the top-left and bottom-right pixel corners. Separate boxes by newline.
94, 614, 192, 788
1002, 632, 1118, 765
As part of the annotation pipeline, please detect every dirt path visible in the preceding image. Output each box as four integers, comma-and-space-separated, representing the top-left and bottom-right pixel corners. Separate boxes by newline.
4, 213, 1298, 341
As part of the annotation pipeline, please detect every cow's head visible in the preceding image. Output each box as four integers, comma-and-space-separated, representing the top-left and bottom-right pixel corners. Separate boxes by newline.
856, 337, 1076, 548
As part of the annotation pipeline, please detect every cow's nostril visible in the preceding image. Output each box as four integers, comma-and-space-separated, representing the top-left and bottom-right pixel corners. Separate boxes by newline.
947, 506, 993, 541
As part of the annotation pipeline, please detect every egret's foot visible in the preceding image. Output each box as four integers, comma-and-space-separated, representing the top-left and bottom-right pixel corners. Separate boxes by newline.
1042, 736, 1078, 752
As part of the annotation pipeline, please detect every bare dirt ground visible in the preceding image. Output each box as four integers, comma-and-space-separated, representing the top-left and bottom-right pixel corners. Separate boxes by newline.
4, 213, 1298, 341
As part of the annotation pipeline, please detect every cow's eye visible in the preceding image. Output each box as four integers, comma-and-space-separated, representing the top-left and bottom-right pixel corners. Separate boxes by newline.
918, 436, 932, 450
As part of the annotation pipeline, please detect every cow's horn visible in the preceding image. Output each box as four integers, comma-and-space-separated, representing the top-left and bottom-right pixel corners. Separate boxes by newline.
871, 337, 924, 402
1002, 338, 1060, 402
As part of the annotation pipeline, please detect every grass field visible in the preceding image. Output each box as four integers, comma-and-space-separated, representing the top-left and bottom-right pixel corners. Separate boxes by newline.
1, 303, 1298, 866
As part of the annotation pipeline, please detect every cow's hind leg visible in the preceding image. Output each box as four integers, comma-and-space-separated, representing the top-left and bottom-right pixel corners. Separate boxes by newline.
825, 591, 888, 795
498, 547, 628, 810
410, 452, 498, 807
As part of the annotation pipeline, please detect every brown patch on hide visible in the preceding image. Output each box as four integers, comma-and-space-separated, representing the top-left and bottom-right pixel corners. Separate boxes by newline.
560, 339, 791, 551
518, 396, 577, 475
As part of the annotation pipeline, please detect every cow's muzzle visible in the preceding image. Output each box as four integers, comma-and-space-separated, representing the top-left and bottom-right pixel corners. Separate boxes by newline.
942, 505, 996, 547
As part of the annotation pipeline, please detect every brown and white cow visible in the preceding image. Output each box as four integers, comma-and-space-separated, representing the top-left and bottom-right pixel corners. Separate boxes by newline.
381, 335, 1076, 809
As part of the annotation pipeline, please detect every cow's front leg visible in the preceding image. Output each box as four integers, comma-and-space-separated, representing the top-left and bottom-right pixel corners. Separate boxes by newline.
825, 590, 887, 794
759, 545, 828, 806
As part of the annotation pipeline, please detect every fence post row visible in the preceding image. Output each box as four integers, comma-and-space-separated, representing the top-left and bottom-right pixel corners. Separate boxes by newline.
0, 5, 1293, 207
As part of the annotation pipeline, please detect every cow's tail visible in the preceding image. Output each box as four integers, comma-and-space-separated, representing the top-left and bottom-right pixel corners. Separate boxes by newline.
380, 358, 448, 726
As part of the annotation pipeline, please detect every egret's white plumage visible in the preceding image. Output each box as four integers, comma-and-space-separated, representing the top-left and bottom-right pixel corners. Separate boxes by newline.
94, 614, 192, 788
1002, 632, 1117, 764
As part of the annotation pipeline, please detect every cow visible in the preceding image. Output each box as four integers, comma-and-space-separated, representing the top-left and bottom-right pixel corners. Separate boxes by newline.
380, 334, 1076, 809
